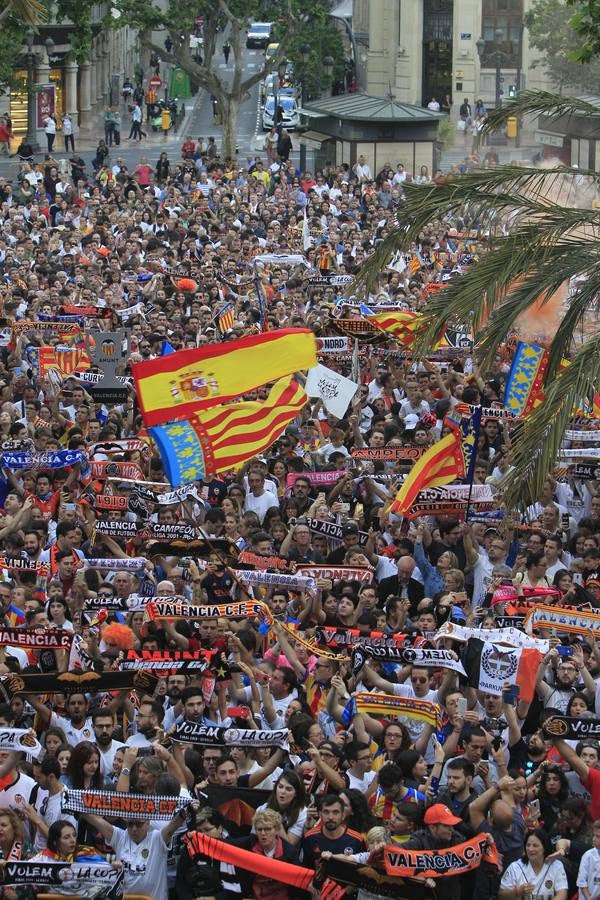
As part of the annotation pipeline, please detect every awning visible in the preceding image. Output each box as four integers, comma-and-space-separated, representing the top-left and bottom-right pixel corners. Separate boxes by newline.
297, 107, 327, 119
298, 130, 334, 150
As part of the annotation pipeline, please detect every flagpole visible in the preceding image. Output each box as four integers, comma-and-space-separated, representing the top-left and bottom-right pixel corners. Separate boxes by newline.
464, 405, 482, 524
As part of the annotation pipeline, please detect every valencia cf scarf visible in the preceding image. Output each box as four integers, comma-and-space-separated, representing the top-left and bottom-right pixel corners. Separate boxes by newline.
384, 834, 499, 877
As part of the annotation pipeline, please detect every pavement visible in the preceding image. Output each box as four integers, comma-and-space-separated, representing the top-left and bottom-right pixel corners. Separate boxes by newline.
0, 40, 307, 181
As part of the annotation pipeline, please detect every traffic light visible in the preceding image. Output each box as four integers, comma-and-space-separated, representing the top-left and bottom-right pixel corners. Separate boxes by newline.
508, 84, 516, 98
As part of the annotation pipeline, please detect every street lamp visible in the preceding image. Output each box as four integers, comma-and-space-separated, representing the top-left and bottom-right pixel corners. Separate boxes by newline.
299, 43, 310, 174
24, 27, 39, 154
323, 55, 334, 80
476, 29, 511, 109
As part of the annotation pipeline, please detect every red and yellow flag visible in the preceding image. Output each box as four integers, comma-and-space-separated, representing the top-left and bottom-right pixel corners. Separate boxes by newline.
360, 307, 451, 351
389, 428, 465, 516
134, 328, 316, 427
150, 378, 307, 486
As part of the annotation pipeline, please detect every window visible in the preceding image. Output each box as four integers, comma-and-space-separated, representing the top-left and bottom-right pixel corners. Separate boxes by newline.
480, 0, 523, 67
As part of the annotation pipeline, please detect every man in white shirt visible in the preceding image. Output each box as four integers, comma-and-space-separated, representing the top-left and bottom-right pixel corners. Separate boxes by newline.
29, 692, 95, 747
81, 806, 191, 900
93, 710, 125, 775
126, 699, 165, 747
344, 741, 376, 792
353, 155, 372, 182
31, 756, 77, 850
427, 97, 441, 111
393, 163, 407, 184
243, 470, 279, 522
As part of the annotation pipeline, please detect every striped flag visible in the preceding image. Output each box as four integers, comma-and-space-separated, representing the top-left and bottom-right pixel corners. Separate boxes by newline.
150, 378, 307, 486
504, 341, 548, 416
505, 341, 600, 419
389, 428, 465, 516
359, 304, 451, 351
409, 254, 422, 274
26, 345, 91, 379
216, 303, 235, 336
133, 328, 316, 427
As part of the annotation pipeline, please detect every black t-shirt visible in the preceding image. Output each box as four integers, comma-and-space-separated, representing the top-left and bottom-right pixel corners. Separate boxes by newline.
302, 825, 365, 870
286, 547, 324, 564
428, 537, 467, 570
202, 570, 234, 602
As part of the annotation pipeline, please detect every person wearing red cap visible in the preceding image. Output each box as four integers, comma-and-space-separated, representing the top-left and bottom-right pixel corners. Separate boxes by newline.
402, 803, 465, 900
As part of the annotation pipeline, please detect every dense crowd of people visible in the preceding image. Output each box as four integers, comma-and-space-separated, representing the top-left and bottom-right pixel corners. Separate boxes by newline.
0, 129, 598, 900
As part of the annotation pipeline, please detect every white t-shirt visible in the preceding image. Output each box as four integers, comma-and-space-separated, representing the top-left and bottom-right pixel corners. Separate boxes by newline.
98, 739, 126, 776
390, 683, 439, 760
0, 771, 37, 811
501, 858, 568, 900
109, 825, 170, 900
125, 731, 153, 748
50, 712, 95, 747
33, 789, 77, 850
150, 787, 191, 885
578, 846, 600, 900
345, 769, 376, 792
243, 489, 279, 522
255, 801, 308, 840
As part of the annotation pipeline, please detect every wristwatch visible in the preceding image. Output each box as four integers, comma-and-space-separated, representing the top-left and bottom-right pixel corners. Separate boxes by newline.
121, 767, 131, 776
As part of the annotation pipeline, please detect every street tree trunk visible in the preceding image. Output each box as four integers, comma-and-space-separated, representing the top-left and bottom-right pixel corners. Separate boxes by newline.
220, 93, 240, 159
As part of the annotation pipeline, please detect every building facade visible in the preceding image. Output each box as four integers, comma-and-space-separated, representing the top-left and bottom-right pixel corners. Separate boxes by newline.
4, 7, 139, 138
353, 0, 552, 112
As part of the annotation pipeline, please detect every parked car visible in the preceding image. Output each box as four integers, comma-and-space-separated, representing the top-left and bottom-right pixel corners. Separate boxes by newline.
262, 95, 299, 131
246, 22, 273, 49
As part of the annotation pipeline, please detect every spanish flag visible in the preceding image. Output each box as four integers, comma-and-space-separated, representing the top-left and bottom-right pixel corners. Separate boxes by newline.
150, 378, 307, 486
389, 428, 465, 516
134, 328, 316, 427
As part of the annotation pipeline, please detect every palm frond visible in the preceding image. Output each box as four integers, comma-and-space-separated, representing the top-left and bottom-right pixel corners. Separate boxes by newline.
355, 166, 600, 293
0, 0, 47, 25
501, 334, 600, 509
387, 222, 600, 362
482, 90, 600, 134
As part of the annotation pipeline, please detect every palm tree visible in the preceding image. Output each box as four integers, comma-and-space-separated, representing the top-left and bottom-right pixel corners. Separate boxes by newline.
0, 0, 47, 26
356, 91, 600, 512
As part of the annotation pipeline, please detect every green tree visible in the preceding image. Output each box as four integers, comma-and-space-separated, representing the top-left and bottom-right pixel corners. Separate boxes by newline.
566, 0, 600, 61
525, 0, 600, 90
0, 0, 46, 99
356, 91, 600, 512
112, 0, 344, 159
0, 0, 46, 27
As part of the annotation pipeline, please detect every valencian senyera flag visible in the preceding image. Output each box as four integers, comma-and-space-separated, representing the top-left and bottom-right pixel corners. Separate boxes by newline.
504, 341, 600, 419
134, 328, 316, 427
503, 341, 548, 416
26, 344, 91, 379
150, 378, 307, 486
359, 304, 452, 351
389, 415, 478, 517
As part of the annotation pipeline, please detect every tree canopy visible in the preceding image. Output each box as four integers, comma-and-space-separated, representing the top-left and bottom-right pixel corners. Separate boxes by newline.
525, 0, 600, 90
